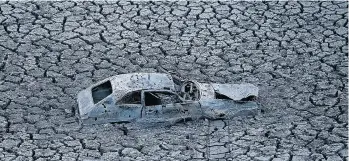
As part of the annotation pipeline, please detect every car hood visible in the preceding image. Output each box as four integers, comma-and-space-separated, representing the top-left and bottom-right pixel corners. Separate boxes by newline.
211, 83, 258, 101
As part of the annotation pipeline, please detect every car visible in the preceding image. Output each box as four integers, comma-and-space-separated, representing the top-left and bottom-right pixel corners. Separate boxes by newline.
77, 73, 259, 125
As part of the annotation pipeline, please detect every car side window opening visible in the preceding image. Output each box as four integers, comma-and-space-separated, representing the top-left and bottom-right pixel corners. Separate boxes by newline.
118, 91, 141, 104
92, 81, 112, 104
144, 91, 181, 106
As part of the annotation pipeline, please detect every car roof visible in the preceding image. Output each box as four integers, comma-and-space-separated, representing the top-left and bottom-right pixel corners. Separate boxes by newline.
108, 73, 176, 102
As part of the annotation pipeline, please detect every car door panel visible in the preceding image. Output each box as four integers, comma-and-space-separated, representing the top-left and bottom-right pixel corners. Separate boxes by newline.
140, 105, 165, 123
87, 96, 142, 123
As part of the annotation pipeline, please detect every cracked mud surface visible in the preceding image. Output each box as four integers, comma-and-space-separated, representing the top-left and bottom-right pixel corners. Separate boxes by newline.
0, 1, 347, 161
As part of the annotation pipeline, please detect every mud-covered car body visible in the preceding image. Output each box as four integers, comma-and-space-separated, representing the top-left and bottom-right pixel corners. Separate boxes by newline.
77, 73, 259, 125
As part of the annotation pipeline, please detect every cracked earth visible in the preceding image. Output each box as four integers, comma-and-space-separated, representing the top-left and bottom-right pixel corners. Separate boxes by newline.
0, 1, 347, 161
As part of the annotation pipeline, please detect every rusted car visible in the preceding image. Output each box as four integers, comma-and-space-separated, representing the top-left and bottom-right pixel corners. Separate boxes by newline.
77, 73, 259, 125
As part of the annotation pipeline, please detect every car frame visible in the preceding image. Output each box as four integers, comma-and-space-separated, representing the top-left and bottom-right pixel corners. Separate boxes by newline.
77, 73, 259, 125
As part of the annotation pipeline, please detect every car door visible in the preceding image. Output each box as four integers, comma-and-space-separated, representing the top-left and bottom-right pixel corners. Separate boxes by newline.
140, 91, 167, 123
141, 90, 202, 124
163, 100, 202, 122
87, 92, 142, 124
112, 90, 143, 122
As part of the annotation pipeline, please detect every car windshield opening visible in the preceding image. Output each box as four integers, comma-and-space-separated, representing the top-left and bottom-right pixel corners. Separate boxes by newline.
92, 81, 112, 104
